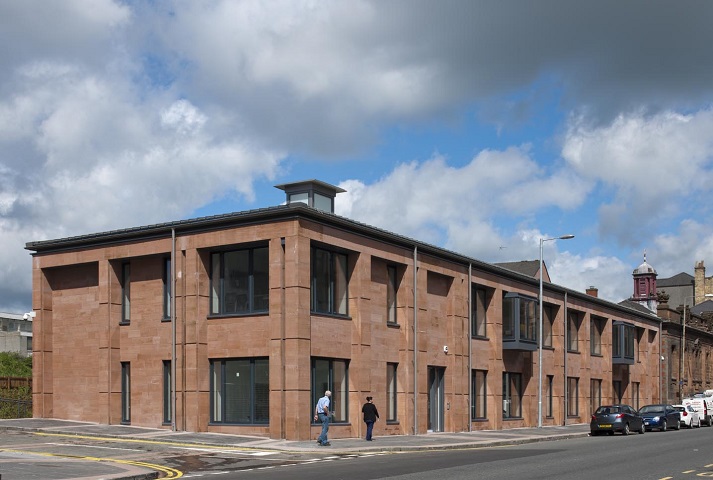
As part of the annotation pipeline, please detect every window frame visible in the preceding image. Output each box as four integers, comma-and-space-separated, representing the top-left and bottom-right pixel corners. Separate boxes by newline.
502, 372, 522, 419
210, 357, 270, 425
567, 311, 581, 353
121, 262, 130, 324
471, 370, 487, 420
311, 358, 349, 423
387, 362, 398, 422
567, 377, 579, 417
210, 246, 269, 316
387, 265, 398, 325
121, 362, 131, 424
590, 316, 604, 356
590, 378, 602, 415
311, 246, 349, 316
471, 286, 487, 338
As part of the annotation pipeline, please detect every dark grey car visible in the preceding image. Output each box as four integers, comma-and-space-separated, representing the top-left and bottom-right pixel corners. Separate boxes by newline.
590, 404, 645, 436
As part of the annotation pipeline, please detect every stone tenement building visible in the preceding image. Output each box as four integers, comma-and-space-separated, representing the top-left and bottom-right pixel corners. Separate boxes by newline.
26, 180, 662, 440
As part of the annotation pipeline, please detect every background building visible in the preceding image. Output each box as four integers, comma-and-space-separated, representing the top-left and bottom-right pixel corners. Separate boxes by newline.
0, 313, 33, 357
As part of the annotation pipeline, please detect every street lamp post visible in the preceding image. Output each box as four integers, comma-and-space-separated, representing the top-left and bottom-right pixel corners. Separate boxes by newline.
680, 293, 713, 401
538, 234, 574, 428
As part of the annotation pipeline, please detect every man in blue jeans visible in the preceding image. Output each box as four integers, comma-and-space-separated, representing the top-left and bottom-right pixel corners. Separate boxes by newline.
314, 390, 332, 446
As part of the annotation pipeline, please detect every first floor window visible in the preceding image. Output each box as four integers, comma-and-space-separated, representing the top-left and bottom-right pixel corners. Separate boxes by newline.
312, 358, 348, 423
590, 379, 602, 415
163, 258, 171, 320
502, 372, 522, 419
121, 362, 130, 423
387, 363, 397, 421
567, 311, 580, 352
121, 263, 131, 323
163, 360, 172, 424
567, 377, 579, 416
387, 266, 398, 324
211, 358, 269, 424
471, 286, 487, 337
590, 317, 604, 355
543, 305, 556, 347
312, 247, 348, 315
472, 370, 487, 420
211, 247, 269, 315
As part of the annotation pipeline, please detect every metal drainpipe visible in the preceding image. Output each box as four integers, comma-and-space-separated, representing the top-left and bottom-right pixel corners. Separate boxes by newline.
413, 246, 418, 435
171, 228, 177, 432
563, 292, 568, 426
468, 264, 472, 432
281, 238, 286, 439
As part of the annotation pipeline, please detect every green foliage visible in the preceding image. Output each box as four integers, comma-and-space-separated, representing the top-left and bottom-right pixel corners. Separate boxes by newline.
0, 352, 32, 377
0, 385, 32, 418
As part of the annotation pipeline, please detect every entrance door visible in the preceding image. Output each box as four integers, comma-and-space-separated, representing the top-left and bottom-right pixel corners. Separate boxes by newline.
427, 366, 445, 432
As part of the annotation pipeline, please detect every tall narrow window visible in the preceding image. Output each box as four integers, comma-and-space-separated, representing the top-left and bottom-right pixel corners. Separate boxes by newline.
210, 358, 269, 424
632, 382, 640, 410
121, 362, 131, 423
311, 247, 348, 315
590, 317, 603, 355
387, 266, 397, 324
472, 370, 487, 420
210, 247, 269, 315
567, 377, 579, 416
543, 305, 556, 347
163, 360, 172, 424
387, 363, 397, 421
613, 380, 622, 403
163, 258, 171, 320
121, 263, 131, 323
546, 375, 554, 418
311, 358, 349, 422
471, 286, 487, 337
567, 312, 580, 352
502, 372, 522, 419
590, 378, 602, 415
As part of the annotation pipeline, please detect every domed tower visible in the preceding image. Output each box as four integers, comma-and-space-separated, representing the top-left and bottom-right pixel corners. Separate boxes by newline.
631, 252, 658, 312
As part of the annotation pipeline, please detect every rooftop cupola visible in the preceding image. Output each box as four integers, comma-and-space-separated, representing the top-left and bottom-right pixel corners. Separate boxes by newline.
631, 251, 658, 312
275, 179, 345, 214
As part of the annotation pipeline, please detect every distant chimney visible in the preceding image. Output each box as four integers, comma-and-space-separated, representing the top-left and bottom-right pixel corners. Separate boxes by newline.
586, 286, 598, 298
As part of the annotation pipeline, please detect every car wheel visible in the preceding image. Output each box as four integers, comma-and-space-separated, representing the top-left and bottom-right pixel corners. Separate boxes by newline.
623, 423, 630, 435
675, 419, 681, 430
638, 422, 645, 434
661, 420, 667, 432
698, 418, 702, 428
708, 416, 712, 427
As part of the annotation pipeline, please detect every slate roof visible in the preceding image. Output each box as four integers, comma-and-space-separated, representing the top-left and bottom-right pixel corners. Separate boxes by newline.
494, 260, 540, 277
657, 272, 694, 287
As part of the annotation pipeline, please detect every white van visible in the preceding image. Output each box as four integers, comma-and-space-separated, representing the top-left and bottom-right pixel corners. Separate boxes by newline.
682, 393, 713, 426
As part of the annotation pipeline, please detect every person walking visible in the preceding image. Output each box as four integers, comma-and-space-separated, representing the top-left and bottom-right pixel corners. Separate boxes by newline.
314, 390, 332, 446
361, 396, 380, 441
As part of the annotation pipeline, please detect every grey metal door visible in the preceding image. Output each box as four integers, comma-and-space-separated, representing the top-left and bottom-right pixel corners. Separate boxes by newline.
428, 367, 445, 432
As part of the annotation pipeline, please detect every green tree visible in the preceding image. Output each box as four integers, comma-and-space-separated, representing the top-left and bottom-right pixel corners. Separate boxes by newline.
0, 352, 32, 377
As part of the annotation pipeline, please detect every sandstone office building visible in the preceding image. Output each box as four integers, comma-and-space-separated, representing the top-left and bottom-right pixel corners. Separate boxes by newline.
26, 180, 662, 440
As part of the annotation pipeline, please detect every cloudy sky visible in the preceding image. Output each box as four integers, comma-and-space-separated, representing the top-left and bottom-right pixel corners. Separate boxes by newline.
2, 0, 713, 312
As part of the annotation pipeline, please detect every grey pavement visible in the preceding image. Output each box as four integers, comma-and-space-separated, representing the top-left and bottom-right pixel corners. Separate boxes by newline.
0, 418, 590, 479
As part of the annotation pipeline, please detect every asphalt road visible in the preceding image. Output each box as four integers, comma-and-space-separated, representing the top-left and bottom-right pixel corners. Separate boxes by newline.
0, 426, 711, 479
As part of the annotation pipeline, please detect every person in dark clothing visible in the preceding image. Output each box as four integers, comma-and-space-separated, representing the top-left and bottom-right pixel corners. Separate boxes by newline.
361, 396, 380, 441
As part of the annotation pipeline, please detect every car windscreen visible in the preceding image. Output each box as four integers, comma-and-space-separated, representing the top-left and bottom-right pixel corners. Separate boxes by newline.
639, 406, 664, 414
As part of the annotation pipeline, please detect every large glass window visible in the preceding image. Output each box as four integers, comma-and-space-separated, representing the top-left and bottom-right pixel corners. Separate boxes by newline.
471, 286, 487, 337
163, 360, 172, 424
387, 363, 397, 421
211, 247, 269, 315
472, 370, 487, 420
121, 362, 130, 423
502, 372, 522, 419
387, 266, 397, 324
210, 358, 269, 424
567, 377, 579, 416
311, 247, 348, 315
312, 358, 348, 423
163, 258, 171, 320
612, 321, 635, 364
121, 263, 130, 323
502, 293, 538, 350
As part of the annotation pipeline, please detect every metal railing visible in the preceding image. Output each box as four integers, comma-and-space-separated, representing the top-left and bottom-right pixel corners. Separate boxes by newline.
0, 397, 32, 418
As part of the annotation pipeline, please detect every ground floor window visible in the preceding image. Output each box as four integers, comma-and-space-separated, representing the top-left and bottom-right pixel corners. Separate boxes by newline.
387, 363, 397, 421
312, 358, 348, 423
502, 372, 522, 419
567, 377, 579, 416
632, 382, 640, 410
121, 362, 130, 423
472, 370, 487, 420
613, 380, 622, 403
163, 360, 172, 424
590, 379, 602, 415
210, 358, 269, 424
546, 375, 554, 418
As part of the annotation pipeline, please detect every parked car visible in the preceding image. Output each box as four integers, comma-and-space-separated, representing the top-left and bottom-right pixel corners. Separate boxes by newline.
682, 393, 713, 426
590, 404, 645, 436
673, 404, 701, 428
639, 404, 681, 431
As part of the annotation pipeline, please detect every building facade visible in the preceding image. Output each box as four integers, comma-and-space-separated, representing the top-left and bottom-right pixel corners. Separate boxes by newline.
0, 313, 33, 357
26, 181, 663, 440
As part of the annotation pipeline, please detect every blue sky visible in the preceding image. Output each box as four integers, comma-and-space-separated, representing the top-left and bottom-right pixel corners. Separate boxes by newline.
2, 1, 713, 312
